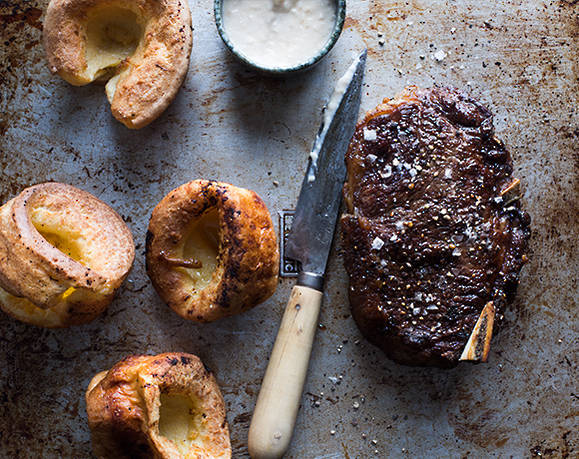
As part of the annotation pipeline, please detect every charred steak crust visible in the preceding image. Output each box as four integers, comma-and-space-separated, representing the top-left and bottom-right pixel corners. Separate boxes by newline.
341, 86, 530, 368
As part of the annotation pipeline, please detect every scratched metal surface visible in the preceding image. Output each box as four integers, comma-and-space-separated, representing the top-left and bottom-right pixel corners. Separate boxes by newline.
0, 0, 577, 457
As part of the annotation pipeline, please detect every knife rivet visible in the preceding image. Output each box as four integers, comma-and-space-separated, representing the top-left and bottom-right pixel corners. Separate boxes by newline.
295, 304, 301, 311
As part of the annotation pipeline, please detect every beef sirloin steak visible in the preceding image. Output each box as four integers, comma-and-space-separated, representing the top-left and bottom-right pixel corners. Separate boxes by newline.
341, 86, 530, 367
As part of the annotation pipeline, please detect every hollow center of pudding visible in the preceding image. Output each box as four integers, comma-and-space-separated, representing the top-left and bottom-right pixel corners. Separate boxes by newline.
158, 394, 199, 455
180, 209, 220, 292
29, 208, 86, 264
85, 7, 144, 80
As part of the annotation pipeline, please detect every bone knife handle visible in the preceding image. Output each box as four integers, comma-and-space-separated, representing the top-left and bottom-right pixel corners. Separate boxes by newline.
248, 284, 323, 458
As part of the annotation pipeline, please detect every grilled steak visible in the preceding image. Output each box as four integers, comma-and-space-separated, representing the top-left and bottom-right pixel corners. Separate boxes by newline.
341, 86, 530, 368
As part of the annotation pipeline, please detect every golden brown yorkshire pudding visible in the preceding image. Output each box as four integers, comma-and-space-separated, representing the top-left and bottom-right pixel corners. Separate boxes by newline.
43, 0, 192, 129
146, 180, 279, 323
0, 183, 135, 328
86, 353, 232, 459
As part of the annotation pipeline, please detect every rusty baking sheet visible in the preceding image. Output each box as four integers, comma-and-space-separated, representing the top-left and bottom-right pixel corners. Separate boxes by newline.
0, 0, 577, 457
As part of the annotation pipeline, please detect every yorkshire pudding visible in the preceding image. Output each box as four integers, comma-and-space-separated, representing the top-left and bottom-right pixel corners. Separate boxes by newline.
146, 180, 279, 323
0, 183, 135, 328
86, 353, 232, 459
43, 0, 193, 129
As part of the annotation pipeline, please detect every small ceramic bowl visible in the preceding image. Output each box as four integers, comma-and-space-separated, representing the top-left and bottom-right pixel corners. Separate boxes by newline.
214, 0, 346, 75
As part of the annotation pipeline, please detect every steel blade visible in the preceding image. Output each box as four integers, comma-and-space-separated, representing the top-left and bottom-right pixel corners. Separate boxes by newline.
286, 50, 366, 275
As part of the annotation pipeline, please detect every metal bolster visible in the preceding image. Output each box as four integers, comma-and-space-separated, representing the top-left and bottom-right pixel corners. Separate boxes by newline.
297, 272, 324, 291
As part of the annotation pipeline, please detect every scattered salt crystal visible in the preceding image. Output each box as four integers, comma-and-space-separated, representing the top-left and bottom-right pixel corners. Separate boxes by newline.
364, 128, 377, 141
367, 153, 378, 163
444, 168, 452, 178
409, 168, 417, 177
452, 248, 462, 256
390, 234, 398, 242
395, 220, 405, 230
433, 49, 447, 61
380, 259, 387, 267
427, 305, 439, 311
412, 307, 421, 315
403, 162, 412, 170
371, 237, 385, 250
380, 166, 392, 178
392, 158, 400, 166
353, 401, 360, 409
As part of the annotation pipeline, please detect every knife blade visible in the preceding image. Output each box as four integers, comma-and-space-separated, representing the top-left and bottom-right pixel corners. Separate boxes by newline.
248, 50, 366, 459
286, 49, 367, 282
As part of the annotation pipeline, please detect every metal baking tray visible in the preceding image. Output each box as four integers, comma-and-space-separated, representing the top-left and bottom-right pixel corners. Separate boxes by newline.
0, 0, 577, 457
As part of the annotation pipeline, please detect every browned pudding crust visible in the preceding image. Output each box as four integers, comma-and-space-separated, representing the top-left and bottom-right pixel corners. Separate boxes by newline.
43, 0, 192, 129
86, 352, 231, 459
146, 180, 279, 323
0, 182, 134, 328
342, 86, 530, 367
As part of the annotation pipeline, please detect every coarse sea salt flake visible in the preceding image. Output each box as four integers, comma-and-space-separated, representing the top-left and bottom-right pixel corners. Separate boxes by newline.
434, 49, 447, 61
445, 168, 452, 179
367, 154, 378, 163
371, 237, 385, 250
363, 128, 378, 141
380, 165, 392, 178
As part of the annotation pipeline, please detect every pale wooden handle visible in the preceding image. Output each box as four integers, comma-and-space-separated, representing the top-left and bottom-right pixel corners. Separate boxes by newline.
248, 285, 323, 458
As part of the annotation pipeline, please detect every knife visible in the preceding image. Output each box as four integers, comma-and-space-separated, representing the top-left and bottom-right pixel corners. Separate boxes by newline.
248, 50, 367, 459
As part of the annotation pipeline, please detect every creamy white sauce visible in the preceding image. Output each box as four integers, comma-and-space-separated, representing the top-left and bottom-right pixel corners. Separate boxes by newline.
223, 0, 337, 69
